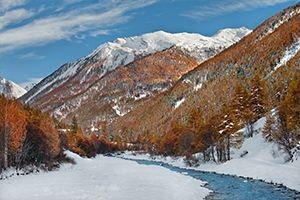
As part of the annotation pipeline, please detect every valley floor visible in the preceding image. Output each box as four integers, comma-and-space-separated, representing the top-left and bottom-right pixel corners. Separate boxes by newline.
0, 151, 210, 200
123, 118, 300, 192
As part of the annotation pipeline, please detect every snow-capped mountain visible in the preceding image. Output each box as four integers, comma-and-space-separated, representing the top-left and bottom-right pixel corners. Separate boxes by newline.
22, 28, 251, 104
21, 28, 251, 127
0, 77, 27, 98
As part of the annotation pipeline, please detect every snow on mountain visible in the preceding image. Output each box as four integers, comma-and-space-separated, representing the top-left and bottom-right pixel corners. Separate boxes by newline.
272, 38, 300, 74
91, 27, 251, 67
22, 27, 251, 104
24, 83, 37, 91
212, 27, 251, 44
0, 76, 27, 98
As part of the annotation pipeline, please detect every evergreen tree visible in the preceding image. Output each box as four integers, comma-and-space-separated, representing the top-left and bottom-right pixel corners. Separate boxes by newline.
70, 116, 79, 137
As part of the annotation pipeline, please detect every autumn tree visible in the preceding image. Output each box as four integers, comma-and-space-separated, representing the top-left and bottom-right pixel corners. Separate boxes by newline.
249, 73, 268, 121
39, 114, 60, 162
0, 95, 26, 170
262, 107, 296, 161
99, 120, 110, 142
219, 108, 242, 161
186, 108, 203, 132
229, 83, 248, 126
285, 72, 300, 133
159, 121, 184, 156
149, 133, 162, 155
263, 73, 300, 161
21, 121, 49, 167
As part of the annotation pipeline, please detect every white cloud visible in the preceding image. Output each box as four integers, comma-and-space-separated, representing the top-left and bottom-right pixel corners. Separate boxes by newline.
19, 51, 45, 60
0, 0, 156, 52
90, 29, 112, 37
0, 0, 27, 11
19, 77, 43, 89
182, 0, 296, 20
0, 8, 35, 30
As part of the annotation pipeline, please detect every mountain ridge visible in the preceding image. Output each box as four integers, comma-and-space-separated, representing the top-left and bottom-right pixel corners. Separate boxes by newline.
21, 27, 251, 104
20, 27, 251, 127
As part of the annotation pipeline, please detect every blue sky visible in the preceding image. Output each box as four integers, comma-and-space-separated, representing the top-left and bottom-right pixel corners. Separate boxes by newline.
0, 0, 298, 88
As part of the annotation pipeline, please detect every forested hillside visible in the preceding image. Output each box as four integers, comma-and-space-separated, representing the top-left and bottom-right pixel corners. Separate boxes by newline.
108, 3, 300, 162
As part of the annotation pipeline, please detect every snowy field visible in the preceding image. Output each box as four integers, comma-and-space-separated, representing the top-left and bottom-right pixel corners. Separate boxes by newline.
0, 151, 210, 200
123, 117, 300, 192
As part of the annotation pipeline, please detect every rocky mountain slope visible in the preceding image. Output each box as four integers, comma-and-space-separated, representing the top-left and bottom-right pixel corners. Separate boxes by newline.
110, 2, 300, 135
0, 76, 27, 98
20, 28, 251, 128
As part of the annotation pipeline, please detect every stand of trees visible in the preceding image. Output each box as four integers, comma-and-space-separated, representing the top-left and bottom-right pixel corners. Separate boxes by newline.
112, 73, 298, 164
263, 72, 300, 162
0, 94, 64, 173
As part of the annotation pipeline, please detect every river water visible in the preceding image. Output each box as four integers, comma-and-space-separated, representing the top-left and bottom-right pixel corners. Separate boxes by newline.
125, 158, 300, 200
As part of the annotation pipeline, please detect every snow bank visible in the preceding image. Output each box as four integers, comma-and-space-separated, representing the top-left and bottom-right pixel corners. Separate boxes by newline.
0, 151, 210, 200
123, 117, 300, 191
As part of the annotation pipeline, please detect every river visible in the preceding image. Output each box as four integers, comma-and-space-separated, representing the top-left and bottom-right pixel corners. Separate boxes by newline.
126, 158, 300, 200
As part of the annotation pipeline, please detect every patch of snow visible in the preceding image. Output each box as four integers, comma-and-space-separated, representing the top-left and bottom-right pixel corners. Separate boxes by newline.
272, 39, 300, 74
112, 104, 127, 117
174, 98, 185, 109
134, 93, 148, 100
194, 83, 203, 91
90, 126, 98, 132
0, 152, 211, 200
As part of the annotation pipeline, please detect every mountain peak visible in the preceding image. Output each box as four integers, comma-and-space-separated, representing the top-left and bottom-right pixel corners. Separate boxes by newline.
212, 27, 252, 41
21, 27, 251, 124
0, 76, 27, 98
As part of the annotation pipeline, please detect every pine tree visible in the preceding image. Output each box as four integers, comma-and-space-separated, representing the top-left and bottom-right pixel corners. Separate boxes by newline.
249, 73, 268, 121
70, 116, 79, 137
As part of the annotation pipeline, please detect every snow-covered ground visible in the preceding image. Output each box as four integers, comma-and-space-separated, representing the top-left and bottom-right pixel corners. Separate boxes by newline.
123, 117, 300, 192
0, 151, 210, 200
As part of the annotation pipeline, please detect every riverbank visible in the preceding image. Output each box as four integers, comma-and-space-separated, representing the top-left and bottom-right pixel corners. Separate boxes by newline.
122, 119, 300, 192
0, 151, 210, 200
